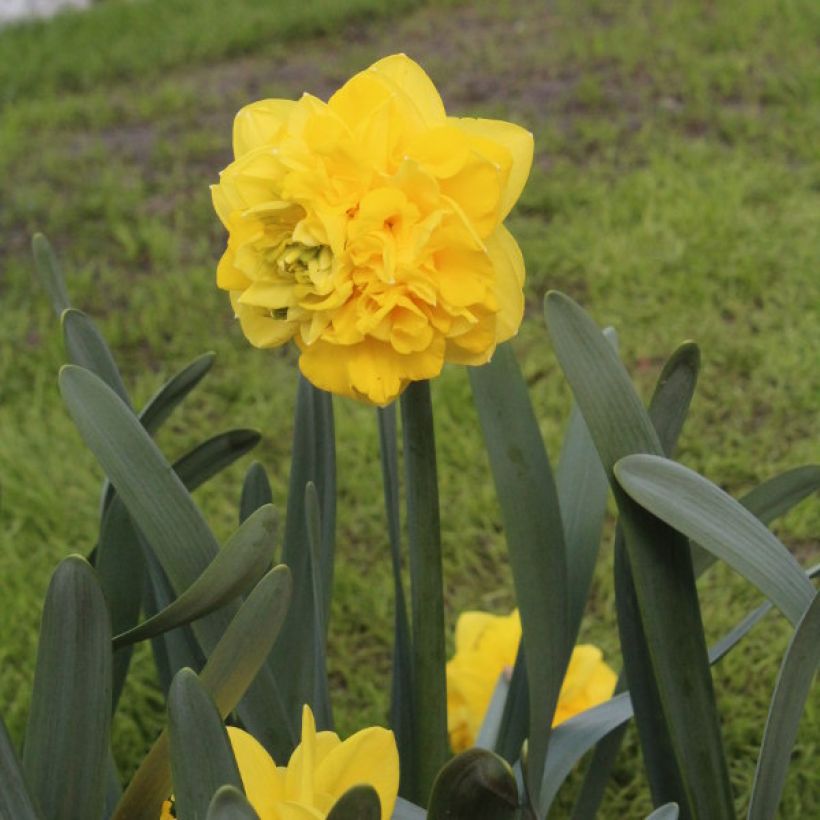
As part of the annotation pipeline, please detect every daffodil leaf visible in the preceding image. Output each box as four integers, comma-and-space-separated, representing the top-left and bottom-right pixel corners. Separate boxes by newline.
139, 351, 216, 434
62, 308, 132, 407
100, 351, 218, 515
0, 716, 40, 820
428, 748, 519, 820
305, 481, 333, 728
96, 499, 144, 708
391, 797, 427, 819
240, 461, 273, 525
470, 343, 569, 804
401, 379, 449, 803
646, 804, 680, 819
32, 232, 70, 316
545, 565, 820, 815
270, 376, 335, 739
168, 668, 244, 820
113, 564, 292, 820
113, 504, 276, 649
492, 646, 529, 764
327, 784, 382, 819
693, 464, 820, 578
207, 786, 260, 819
748, 592, 820, 820
59, 366, 293, 758
545, 290, 733, 819
377, 403, 416, 800
23, 555, 112, 820
476, 673, 511, 751
614, 455, 814, 626
570, 341, 700, 820
557, 401, 609, 645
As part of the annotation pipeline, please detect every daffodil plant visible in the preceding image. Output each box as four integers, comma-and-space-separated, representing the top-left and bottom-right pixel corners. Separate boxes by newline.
2, 53, 817, 820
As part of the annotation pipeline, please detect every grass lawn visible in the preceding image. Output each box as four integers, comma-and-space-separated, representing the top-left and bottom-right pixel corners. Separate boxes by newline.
1, 0, 818, 815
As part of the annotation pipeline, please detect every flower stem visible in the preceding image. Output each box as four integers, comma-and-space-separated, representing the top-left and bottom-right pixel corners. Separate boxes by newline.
400, 379, 449, 804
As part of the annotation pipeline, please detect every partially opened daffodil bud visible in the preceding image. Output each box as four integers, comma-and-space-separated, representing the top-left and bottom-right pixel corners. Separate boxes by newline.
446, 609, 618, 752
212, 53, 533, 405
160, 705, 399, 819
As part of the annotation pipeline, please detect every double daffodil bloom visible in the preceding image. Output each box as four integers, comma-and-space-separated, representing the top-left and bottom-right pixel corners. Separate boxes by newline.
160, 706, 399, 819
446, 609, 618, 752
212, 53, 533, 405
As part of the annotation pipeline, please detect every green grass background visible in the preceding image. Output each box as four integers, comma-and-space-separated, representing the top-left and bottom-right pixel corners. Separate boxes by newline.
1, 0, 818, 815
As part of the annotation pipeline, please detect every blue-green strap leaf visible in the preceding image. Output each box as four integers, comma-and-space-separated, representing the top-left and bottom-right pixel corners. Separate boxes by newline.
545, 290, 733, 819
207, 786, 260, 819
614, 455, 814, 627
748, 592, 820, 820
401, 379, 449, 805
647, 804, 680, 820
240, 461, 273, 525
0, 716, 40, 820
139, 351, 216, 434
114, 564, 292, 820
23, 556, 112, 820
168, 668, 244, 820
32, 233, 70, 316
327, 785, 382, 819
470, 343, 569, 805
62, 308, 131, 407
377, 403, 416, 800
113, 504, 277, 648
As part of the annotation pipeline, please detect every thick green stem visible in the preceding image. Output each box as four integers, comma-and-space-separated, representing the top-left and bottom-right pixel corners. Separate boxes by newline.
400, 379, 449, 804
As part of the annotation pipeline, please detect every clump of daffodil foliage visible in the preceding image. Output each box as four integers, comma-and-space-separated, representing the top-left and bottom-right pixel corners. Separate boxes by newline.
2, 51, 816, 820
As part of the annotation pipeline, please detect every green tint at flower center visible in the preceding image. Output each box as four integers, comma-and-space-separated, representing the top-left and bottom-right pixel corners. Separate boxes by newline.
264, 241, 333, 319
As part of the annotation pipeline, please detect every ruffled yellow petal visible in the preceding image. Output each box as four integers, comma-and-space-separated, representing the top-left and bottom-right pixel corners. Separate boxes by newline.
298, 336, 445, 406
485, 224, 526, 343
233, 99, 297, 159
454, 117, 534, 221
368, 53, 446, 126
314, 727, 399, 820
231, 295, 298, 348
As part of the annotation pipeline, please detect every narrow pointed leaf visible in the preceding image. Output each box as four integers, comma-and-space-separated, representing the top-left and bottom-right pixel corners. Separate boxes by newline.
392, 797, 427, 819
305, 482, 333, 728
557, 403, 609, 642
748, 593, 820, 820
470, 343, 569, 803
694, 465, 820, 578
401, 379, 449, 803
240, 461, 273, 525
539, 693, 633, 812
647, 804, 680, 820
62, 308, 131, 407
168, 668, 244, 820
572, 342, 700, 818
476, 674, 511, 752
139, 351, 216, 434
492, 645, 529, 763
60, 365, 292, 756
614, 455, 814, 626
207, 786, 260, 820
428, 749, 519, 820
0, 717, 40, 820
377, 404, 416, 799
23, 556, 112, 820
327, 785, 381, 819
113, 504, 277, 648
114, 564, 292, 820
545, 291, 733, 819
271, 376, 335, 736
32, 233, 70, 315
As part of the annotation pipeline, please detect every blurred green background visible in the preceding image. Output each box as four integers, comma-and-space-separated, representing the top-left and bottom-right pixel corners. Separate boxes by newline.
1, 0, 818, 815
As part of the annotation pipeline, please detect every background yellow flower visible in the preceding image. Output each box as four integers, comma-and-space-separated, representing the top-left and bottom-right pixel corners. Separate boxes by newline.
446, 609, 617, 752
212, 53, 533, 404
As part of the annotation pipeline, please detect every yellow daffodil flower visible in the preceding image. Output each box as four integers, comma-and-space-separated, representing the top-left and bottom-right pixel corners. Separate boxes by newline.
212, 53, 533, 405
446, 609, 618, 752
160, 705, 399, 819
